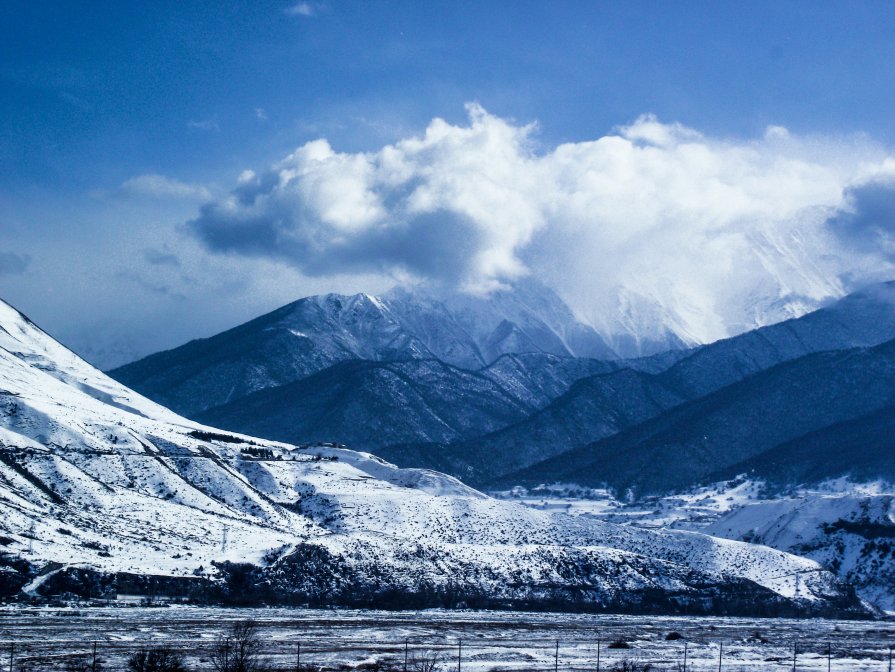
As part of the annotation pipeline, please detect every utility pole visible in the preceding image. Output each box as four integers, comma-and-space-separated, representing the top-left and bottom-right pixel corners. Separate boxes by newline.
554, 640, 559, 672
683, 641, 688, 672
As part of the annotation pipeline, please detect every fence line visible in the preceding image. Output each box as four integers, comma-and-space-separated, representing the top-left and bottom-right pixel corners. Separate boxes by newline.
2, 636, 895, 672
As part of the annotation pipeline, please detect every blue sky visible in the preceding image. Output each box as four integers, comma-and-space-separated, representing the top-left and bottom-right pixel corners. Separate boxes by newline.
2, 1, 895, 366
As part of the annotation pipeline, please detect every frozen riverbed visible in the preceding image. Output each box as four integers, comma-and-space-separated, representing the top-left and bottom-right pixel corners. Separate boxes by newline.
0, 607, 893, 671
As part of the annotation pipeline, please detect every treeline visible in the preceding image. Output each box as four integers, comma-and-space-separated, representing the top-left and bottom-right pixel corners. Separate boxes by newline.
0, 554, 868, 620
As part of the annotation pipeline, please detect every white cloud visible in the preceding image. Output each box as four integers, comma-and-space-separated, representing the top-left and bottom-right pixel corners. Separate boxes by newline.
187, 117, 219, 131
285, 2, 314, 16
121, 174, 212, 201
187, 105, 895, 346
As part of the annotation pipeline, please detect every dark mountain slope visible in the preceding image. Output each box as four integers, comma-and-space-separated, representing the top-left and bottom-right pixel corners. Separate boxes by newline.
500, 339, 895, 495
655, 280, 895, 398
419, 368, 687, 485
710, 404, 895, 487
449, 281, 895, 482
196, 358, 544, 450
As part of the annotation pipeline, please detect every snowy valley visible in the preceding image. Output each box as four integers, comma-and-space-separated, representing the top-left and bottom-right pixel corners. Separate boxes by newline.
0, 297, 867, 616
98, 279, 895, 614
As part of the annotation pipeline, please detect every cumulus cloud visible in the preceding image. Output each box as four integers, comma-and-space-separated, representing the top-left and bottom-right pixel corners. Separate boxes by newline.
0, 252, 31, 276
121, 174, 212, 201
186, 104, 895, 345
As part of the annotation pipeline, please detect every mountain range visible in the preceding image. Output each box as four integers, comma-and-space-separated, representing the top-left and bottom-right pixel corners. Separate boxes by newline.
110, 281, 620, 417
111, 280, 895, 493
99, 279, 895, 609
0, 297, 864, 615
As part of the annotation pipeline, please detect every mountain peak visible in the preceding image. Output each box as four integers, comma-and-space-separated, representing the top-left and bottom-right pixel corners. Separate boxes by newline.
110, 280, 618, 415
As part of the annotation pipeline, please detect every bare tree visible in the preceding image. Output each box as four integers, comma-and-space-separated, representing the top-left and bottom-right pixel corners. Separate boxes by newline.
127, 647, 188, 672
410, 652, 440, 672
211, 620, 263, 672
63, 655, 102, 672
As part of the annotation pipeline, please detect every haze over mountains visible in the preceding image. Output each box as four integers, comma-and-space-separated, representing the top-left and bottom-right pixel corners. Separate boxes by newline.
1, 297, 864, 615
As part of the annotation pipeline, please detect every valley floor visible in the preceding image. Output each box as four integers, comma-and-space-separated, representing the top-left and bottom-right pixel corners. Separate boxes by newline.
0, 607, 892, 671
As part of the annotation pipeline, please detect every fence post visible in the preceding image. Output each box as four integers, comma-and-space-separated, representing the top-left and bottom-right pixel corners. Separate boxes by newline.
827, 642, 831, 672
404, 639, 408, 672
554, 640, 559, 672
296, 642, 301, 672
683, 641, 687, 672
718, 641, 722, 672
458, 638, 461, 672
8, 643, 13, 672
596, 638, 600, 672
792, 641, 797, 672
92, 641, 97, 672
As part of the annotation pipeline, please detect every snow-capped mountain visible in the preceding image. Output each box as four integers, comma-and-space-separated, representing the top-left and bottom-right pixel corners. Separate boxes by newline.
109, 280, 617, 417
369, 281, 895, 486
0, 298, 868, 615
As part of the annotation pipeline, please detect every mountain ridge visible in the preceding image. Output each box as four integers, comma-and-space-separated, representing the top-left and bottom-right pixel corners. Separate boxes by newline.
499, 338, 895, 495
1, 296, 863, 615
109, 281, 619, 416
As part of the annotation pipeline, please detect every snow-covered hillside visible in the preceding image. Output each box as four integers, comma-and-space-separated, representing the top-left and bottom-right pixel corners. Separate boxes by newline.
0, 298, 868, 615
496, 479, 895, 611
703, 486, 895, 612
